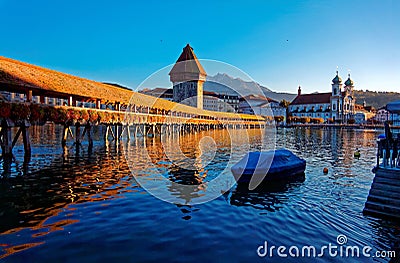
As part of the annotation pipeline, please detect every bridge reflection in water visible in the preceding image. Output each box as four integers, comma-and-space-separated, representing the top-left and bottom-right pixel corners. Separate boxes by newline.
0, 124, 278, 259
2, 126, 400, 261
0, 125, 268, 241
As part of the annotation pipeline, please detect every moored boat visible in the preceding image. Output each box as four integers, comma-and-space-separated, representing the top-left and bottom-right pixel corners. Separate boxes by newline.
231, 149, 306, 187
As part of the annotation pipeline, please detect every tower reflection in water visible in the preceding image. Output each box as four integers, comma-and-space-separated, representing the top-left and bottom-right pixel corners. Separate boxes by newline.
127, 128, 236, 205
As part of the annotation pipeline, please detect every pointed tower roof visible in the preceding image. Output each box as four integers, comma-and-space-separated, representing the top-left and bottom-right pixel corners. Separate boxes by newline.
169, 44, 207, 83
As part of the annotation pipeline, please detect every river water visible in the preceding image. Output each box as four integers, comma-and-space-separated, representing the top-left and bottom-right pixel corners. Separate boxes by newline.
0, 124, 399, 262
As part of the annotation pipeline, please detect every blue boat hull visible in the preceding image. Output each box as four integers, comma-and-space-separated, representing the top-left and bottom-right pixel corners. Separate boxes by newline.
238, 162, 306, 183
231, 149, 306, 185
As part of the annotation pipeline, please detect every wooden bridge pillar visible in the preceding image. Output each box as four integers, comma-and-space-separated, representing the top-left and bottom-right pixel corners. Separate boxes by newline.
62, 125, 68, 146
88, 124, 93, 146
126, 125, 131, 141
134, 124, 139, 137
26, 90, 33, 102
104, 125, 116, 141
75, 123, 82, 145
61, 125, 75, 146
142, 124, 147, 136
2, 153, 12, 176
39, 96, 45, 104
115, 124, 120, 141
21, 122, 31, 157
68, 96, 77, 107
0, 120, 31, 158
81, 123, 93, 147
1, 119, 12, 157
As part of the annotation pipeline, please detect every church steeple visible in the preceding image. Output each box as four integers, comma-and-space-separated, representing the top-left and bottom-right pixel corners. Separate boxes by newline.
344, 73, 354, 87
332, 70, 342, 85
331, 70, 343, 96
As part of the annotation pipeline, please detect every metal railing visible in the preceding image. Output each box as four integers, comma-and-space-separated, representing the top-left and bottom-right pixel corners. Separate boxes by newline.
377, 125, 400, 169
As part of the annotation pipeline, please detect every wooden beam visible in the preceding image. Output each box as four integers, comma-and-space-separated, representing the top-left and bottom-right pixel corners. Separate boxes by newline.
75, 123, 81, 145
22, 124, 31, 157
86, 124, 93, 147
119, 125, 126, 140
11, 127, 22, 148
104, 125, 109, 141
109, 126, 116, 140
81, 125, 87, 139
126, 125, 130, 141
1, 120, 12, 157
62, 125, 68, 146
68, 127, 74, 138
26, 90, 33, 102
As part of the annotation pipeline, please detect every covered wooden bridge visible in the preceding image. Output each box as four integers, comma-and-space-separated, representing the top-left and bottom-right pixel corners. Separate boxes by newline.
0, 56, 267, 158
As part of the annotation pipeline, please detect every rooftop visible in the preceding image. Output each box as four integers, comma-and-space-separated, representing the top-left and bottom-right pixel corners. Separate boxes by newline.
169, 44, 207, 82
290, 92, 331, 105
242, 94, 278, 103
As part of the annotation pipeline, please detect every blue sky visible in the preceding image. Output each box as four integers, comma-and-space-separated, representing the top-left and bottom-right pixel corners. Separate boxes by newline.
1, 0, 399, 94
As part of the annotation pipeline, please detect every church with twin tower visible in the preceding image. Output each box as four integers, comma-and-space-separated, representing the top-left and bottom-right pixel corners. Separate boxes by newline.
169, 44, 206, 109
289, 71, 356, 123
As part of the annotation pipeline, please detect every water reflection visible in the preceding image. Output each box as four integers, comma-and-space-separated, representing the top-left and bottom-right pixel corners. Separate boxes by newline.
0, 139, 137, 236
168, 165, 207, 204
1, 124, 400, 262
229, 174, 305, 212
367, 218, 400, 262
124, 128, 259, 205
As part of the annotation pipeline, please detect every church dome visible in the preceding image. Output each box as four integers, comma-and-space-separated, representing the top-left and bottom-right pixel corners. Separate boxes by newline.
332, 71, 342, 84
345, 74, 354, 86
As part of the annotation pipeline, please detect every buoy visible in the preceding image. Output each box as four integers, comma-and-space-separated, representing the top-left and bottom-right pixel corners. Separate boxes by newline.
354, 150, 361, 158
323, 167, 328, 174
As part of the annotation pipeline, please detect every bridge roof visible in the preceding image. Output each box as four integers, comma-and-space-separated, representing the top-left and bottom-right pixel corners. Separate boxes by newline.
0, 56, 133, 103
0, 56, 262, 120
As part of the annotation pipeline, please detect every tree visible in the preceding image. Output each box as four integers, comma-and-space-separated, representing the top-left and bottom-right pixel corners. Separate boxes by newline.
279, 99, 290, 124
279, 99, 290, 108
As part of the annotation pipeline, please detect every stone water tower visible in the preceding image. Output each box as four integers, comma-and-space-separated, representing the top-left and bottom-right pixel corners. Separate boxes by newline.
169, 44, 207, 109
